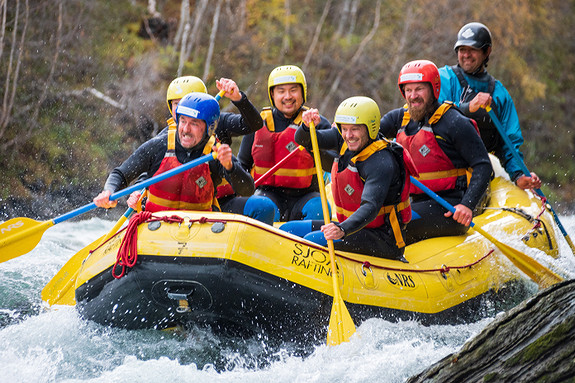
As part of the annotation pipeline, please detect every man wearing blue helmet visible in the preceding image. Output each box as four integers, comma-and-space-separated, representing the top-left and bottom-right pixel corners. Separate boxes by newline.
94, 92, 254, 212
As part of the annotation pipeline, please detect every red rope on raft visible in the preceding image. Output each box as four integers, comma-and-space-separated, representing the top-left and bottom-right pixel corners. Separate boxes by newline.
531, 194, 548, 231
107, 211, 502, 279
113, 211, 151, 279
112, 212, 185, 279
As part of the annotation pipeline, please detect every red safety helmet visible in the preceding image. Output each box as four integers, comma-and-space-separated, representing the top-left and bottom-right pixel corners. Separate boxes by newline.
397, 60, 441, 100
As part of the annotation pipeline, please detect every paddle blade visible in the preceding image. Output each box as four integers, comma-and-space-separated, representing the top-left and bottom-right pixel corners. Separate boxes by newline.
42, 207, 135, 306
473, 226, 563, 288
0, 217, 54, 262
327, 294, 356, 346
41, 233, 108, 306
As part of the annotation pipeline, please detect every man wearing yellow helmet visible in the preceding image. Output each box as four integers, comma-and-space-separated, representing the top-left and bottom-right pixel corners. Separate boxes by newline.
380, 60, 492, 244
280, 97, 417, 260
165, 75, 208, 130
237, 65, 333, 222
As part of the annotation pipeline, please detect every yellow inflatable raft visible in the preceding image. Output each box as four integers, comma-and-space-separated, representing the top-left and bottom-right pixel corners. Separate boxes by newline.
74, 165, 560, 338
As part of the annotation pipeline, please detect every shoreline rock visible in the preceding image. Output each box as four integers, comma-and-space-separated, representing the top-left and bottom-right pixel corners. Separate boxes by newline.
407, 279, 575, 382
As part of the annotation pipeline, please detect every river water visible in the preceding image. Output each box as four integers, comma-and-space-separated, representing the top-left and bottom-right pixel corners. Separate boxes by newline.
2, 215, 575, 383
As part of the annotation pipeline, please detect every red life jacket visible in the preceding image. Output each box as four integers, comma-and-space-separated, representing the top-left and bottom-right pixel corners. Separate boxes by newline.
215, 178, 235, 200
396, 103, 475, 194
252, 107, 315, 189
145, 131, 218, 212
331, 139, 417, 248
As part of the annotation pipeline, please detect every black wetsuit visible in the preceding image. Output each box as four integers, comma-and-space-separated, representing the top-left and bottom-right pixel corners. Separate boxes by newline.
294, 124, 405, 259
380, 103, 492, 244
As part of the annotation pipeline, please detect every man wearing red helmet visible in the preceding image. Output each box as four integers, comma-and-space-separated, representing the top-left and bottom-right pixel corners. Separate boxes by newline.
438, 22, 540, 190
380, 60, 492, 244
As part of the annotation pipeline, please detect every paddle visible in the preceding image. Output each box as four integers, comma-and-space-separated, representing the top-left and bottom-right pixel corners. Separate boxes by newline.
308, 121, 356, 345
485, 106, 575, 255
410, 176, 563, 288
41, 206, 136, 306
0, 152, 217, 263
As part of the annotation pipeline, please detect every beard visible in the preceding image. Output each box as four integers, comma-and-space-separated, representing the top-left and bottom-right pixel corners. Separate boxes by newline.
407, 97, 435, 122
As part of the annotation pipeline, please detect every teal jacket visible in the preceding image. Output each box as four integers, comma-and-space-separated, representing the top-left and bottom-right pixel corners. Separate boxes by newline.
438, 65, 526, 181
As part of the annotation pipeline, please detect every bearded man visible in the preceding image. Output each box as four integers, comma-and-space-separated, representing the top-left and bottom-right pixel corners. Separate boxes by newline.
379, 60, 492, 244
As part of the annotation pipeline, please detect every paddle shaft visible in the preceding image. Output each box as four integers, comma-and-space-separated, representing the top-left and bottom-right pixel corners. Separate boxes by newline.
485, 107, 575, 254
53, 152, 216, 225
410, 176, 563, 287
254, 145, 304, 187
309, 121, 356, 345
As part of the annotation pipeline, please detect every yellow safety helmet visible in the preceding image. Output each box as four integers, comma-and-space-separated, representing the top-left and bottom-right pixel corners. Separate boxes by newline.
334, 96, 381, 140
166, 76, 207, 115
267, 65, 307, 107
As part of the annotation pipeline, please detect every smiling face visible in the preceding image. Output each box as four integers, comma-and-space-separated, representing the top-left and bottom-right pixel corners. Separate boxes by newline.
404, 82, 435, 122
271, 83, 304, 118
340, 123, 370, 152
177, 115, 206, 149
457, 45, 490, 74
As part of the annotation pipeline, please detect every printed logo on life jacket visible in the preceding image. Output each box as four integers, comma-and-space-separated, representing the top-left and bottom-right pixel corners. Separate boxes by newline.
344, 184, 355, 196
285, 141, 297, 152
196, 176, 207, 188
386, 272, 416, 289
419, 144, 430, 157
0, 220, 24, 234
291, 243, 331, 277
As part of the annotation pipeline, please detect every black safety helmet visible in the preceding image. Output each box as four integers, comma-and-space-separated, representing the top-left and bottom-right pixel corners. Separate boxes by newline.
454, 22, 492, 52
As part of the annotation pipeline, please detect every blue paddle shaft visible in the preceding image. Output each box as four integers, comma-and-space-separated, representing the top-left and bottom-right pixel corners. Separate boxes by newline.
410, 176, 475, 228
486, 108, 571, 238
486, 109, 532, 177
53, 153, 215, 224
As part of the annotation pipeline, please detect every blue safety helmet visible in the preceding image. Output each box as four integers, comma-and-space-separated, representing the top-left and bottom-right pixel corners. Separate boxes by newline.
175, 92, 220, 136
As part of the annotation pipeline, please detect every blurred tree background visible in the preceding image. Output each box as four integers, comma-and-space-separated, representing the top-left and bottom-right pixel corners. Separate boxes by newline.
1, 0, 574, 219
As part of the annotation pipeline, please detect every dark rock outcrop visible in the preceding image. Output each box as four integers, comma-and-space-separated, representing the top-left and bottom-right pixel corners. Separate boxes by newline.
407, 279, 575, 382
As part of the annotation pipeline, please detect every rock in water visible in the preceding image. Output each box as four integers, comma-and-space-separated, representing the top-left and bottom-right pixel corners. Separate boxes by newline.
407, 279, 575, 382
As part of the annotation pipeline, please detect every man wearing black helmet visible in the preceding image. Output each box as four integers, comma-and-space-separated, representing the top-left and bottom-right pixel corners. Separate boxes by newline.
438, 22, 541, 190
